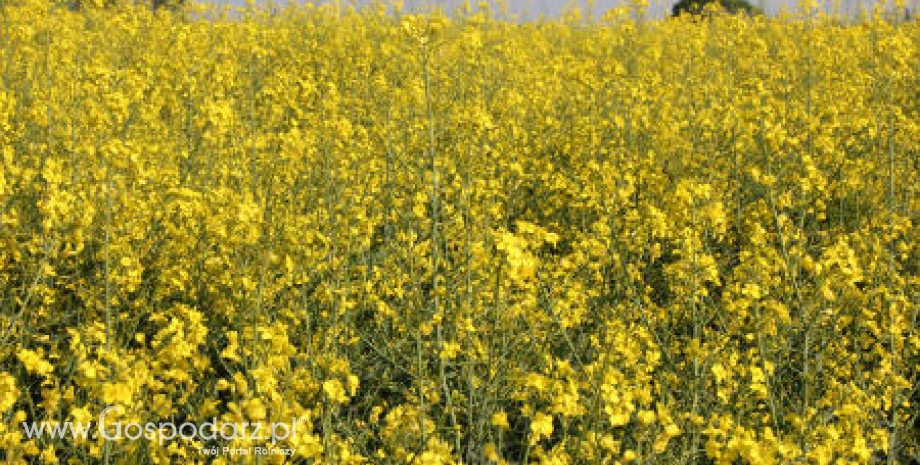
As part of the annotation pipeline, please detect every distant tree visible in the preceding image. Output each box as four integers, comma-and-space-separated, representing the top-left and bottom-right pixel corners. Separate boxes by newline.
148, 0, 184, 10
671, 0, 762, 17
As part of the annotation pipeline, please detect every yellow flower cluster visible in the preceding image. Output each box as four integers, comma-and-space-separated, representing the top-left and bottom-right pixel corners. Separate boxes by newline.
0, 0, 916, 464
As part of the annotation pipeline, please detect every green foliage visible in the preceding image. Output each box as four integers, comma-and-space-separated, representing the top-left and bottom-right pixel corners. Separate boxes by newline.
671, 0, 763, 17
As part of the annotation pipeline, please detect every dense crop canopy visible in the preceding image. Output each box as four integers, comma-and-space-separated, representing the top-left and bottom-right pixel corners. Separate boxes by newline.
0, 1, 917, 464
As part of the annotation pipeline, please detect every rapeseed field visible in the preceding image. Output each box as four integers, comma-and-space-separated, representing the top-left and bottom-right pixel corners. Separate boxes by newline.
0, 0, 917, 463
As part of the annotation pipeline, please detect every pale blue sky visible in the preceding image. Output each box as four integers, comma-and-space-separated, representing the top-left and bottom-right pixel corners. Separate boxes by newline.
201, 0, 911, 20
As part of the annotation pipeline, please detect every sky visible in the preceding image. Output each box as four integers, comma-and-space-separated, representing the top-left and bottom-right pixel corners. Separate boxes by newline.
200, 0, 912, 20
